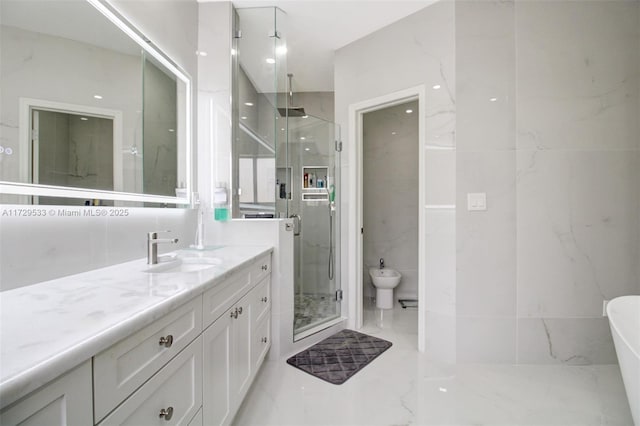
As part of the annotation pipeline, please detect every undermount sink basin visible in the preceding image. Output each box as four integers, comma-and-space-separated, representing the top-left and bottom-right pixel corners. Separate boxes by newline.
146, 256, 223, 274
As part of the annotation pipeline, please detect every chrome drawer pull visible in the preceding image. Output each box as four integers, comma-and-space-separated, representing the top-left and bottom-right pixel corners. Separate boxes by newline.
237, 306, 243, 315
261, 337, 268, 343
261, 265, 268, 271
159, 406, 174, 421
230, 309, 238, 319
261, 296, 268, 303
158, 335, 173, 348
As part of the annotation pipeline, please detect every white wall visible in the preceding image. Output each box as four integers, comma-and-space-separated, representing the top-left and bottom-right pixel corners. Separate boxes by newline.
197, 1, 232, 210
0, 0, 200, 291
363, 100, 419, 301
455, 0, 639, 364
337, 0, 638, 365
335, 1, 457, 362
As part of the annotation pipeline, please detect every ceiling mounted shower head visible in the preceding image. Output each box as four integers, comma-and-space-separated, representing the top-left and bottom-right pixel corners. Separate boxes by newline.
278, 73, 307, 117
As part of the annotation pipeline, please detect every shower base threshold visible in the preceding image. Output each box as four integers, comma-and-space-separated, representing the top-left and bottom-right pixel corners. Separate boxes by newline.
294, 316, 345, 342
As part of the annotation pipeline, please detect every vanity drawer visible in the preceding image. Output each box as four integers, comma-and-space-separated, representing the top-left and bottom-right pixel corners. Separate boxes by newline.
251, 276, 271, 325
202, 269, 251, 328
98, 336, 203, 426
251, 315, 271, 370
250, 254, 271, 285
94, 298, 202, 422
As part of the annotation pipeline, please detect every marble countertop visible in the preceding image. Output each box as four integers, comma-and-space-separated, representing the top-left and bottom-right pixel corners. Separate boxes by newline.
0, 245, 272, 409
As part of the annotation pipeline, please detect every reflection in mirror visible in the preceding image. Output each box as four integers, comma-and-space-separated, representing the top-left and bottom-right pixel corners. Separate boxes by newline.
0, 0, 191, 206
143, 54, 178, 198
34, 109, 114, 206
232, 7, 287, 218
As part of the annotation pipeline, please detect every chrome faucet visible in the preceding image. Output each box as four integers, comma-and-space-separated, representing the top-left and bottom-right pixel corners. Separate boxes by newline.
379, 258, 384, 269
147, 231, 178, 265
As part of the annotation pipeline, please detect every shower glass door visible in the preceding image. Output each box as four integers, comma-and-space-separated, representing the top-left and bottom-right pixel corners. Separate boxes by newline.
287, 114, 341, 339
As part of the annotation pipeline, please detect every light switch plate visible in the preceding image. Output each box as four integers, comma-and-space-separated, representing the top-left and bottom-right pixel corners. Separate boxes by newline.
467, 193, 487, 211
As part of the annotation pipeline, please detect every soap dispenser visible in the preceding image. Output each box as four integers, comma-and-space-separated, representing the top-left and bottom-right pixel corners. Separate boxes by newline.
213, 183, 229, 221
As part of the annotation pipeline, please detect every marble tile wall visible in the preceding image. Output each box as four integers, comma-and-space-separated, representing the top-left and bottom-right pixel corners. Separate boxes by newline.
456, 0, 517, 363
514, 0, 639, 364
335, 1, 456, 361
0, 206, 197, 291
362, 101, 419, 301
197, 1, 232, 209
456, 0, 639, 364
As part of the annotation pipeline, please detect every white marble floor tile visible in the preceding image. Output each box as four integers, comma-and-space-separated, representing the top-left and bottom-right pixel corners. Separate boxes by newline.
233, 306, 633, 426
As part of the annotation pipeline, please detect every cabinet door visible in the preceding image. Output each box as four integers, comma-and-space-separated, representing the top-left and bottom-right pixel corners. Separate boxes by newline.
187, 407, 203, 426
0, 360, 92, 426
202, 308, 233, 426
231, 291, 253, 405
252, 315, 271, 371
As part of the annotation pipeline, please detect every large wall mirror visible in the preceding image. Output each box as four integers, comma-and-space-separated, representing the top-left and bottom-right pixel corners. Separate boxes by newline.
0, 0, 192, 206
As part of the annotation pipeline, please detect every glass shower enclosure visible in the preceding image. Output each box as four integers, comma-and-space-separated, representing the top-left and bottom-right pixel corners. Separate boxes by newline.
232, 7, 341, 340
284, 114, 341, 338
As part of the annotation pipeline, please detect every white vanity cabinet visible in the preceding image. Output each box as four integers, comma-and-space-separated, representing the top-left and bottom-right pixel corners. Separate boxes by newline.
0, 361, 93, 426
0, 249, 272, 426
202, 255, 272, 426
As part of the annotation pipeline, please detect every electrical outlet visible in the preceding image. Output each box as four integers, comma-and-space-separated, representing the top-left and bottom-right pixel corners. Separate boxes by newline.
602, 299, 610, 317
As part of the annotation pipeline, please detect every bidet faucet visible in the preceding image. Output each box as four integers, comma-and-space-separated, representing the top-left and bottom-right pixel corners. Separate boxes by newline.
379, 258, 384, 269
147, 231, 178, 265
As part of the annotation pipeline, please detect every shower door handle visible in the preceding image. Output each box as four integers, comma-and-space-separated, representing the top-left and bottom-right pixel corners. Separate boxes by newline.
289, 214, 301, 236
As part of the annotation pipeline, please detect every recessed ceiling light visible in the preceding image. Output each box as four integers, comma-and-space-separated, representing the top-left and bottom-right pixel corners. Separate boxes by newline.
168, 129, 175, 132
281, 128, 285, 131
304, 148, 310, 151
432, 84, 441, 90
392, 131, 397, 135
244, 102, 254, 106
489, 97, 498, 102
300, 136, 306, 140
302, 115, 308, 119
266, 58, 276, 64
405, 109, 413, 114
80, 117, 89, 121
93, 95, 102, 100
196, 50, 208, 57
241, 116, 247, 120
439, 387, 448, 393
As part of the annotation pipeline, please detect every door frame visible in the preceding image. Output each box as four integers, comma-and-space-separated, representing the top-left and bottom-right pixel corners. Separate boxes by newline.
347, 85, 426, 352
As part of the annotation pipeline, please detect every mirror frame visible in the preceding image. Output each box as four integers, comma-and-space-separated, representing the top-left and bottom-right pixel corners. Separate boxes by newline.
0, 0, 193, 206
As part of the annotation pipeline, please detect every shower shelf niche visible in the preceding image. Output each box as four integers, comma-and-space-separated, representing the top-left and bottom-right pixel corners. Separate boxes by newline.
302, 166, 329, 201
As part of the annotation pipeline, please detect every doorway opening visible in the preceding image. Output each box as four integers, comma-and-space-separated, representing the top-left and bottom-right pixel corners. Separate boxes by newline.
348, 85, 426, 352
362, 100, 419, 335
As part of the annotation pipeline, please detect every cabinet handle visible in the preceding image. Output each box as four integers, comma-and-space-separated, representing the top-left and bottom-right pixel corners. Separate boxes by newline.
158, 335, 173, 348
261, 337, 268, 343
159, 406, 174, 421
230, 309, 238, 319
261, 264, 268, 271
237, 306, 243, 315
261, 296, 268, 303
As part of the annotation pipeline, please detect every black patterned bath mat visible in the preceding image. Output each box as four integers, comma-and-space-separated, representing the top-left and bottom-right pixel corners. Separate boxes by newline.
286, 329, 392, 385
